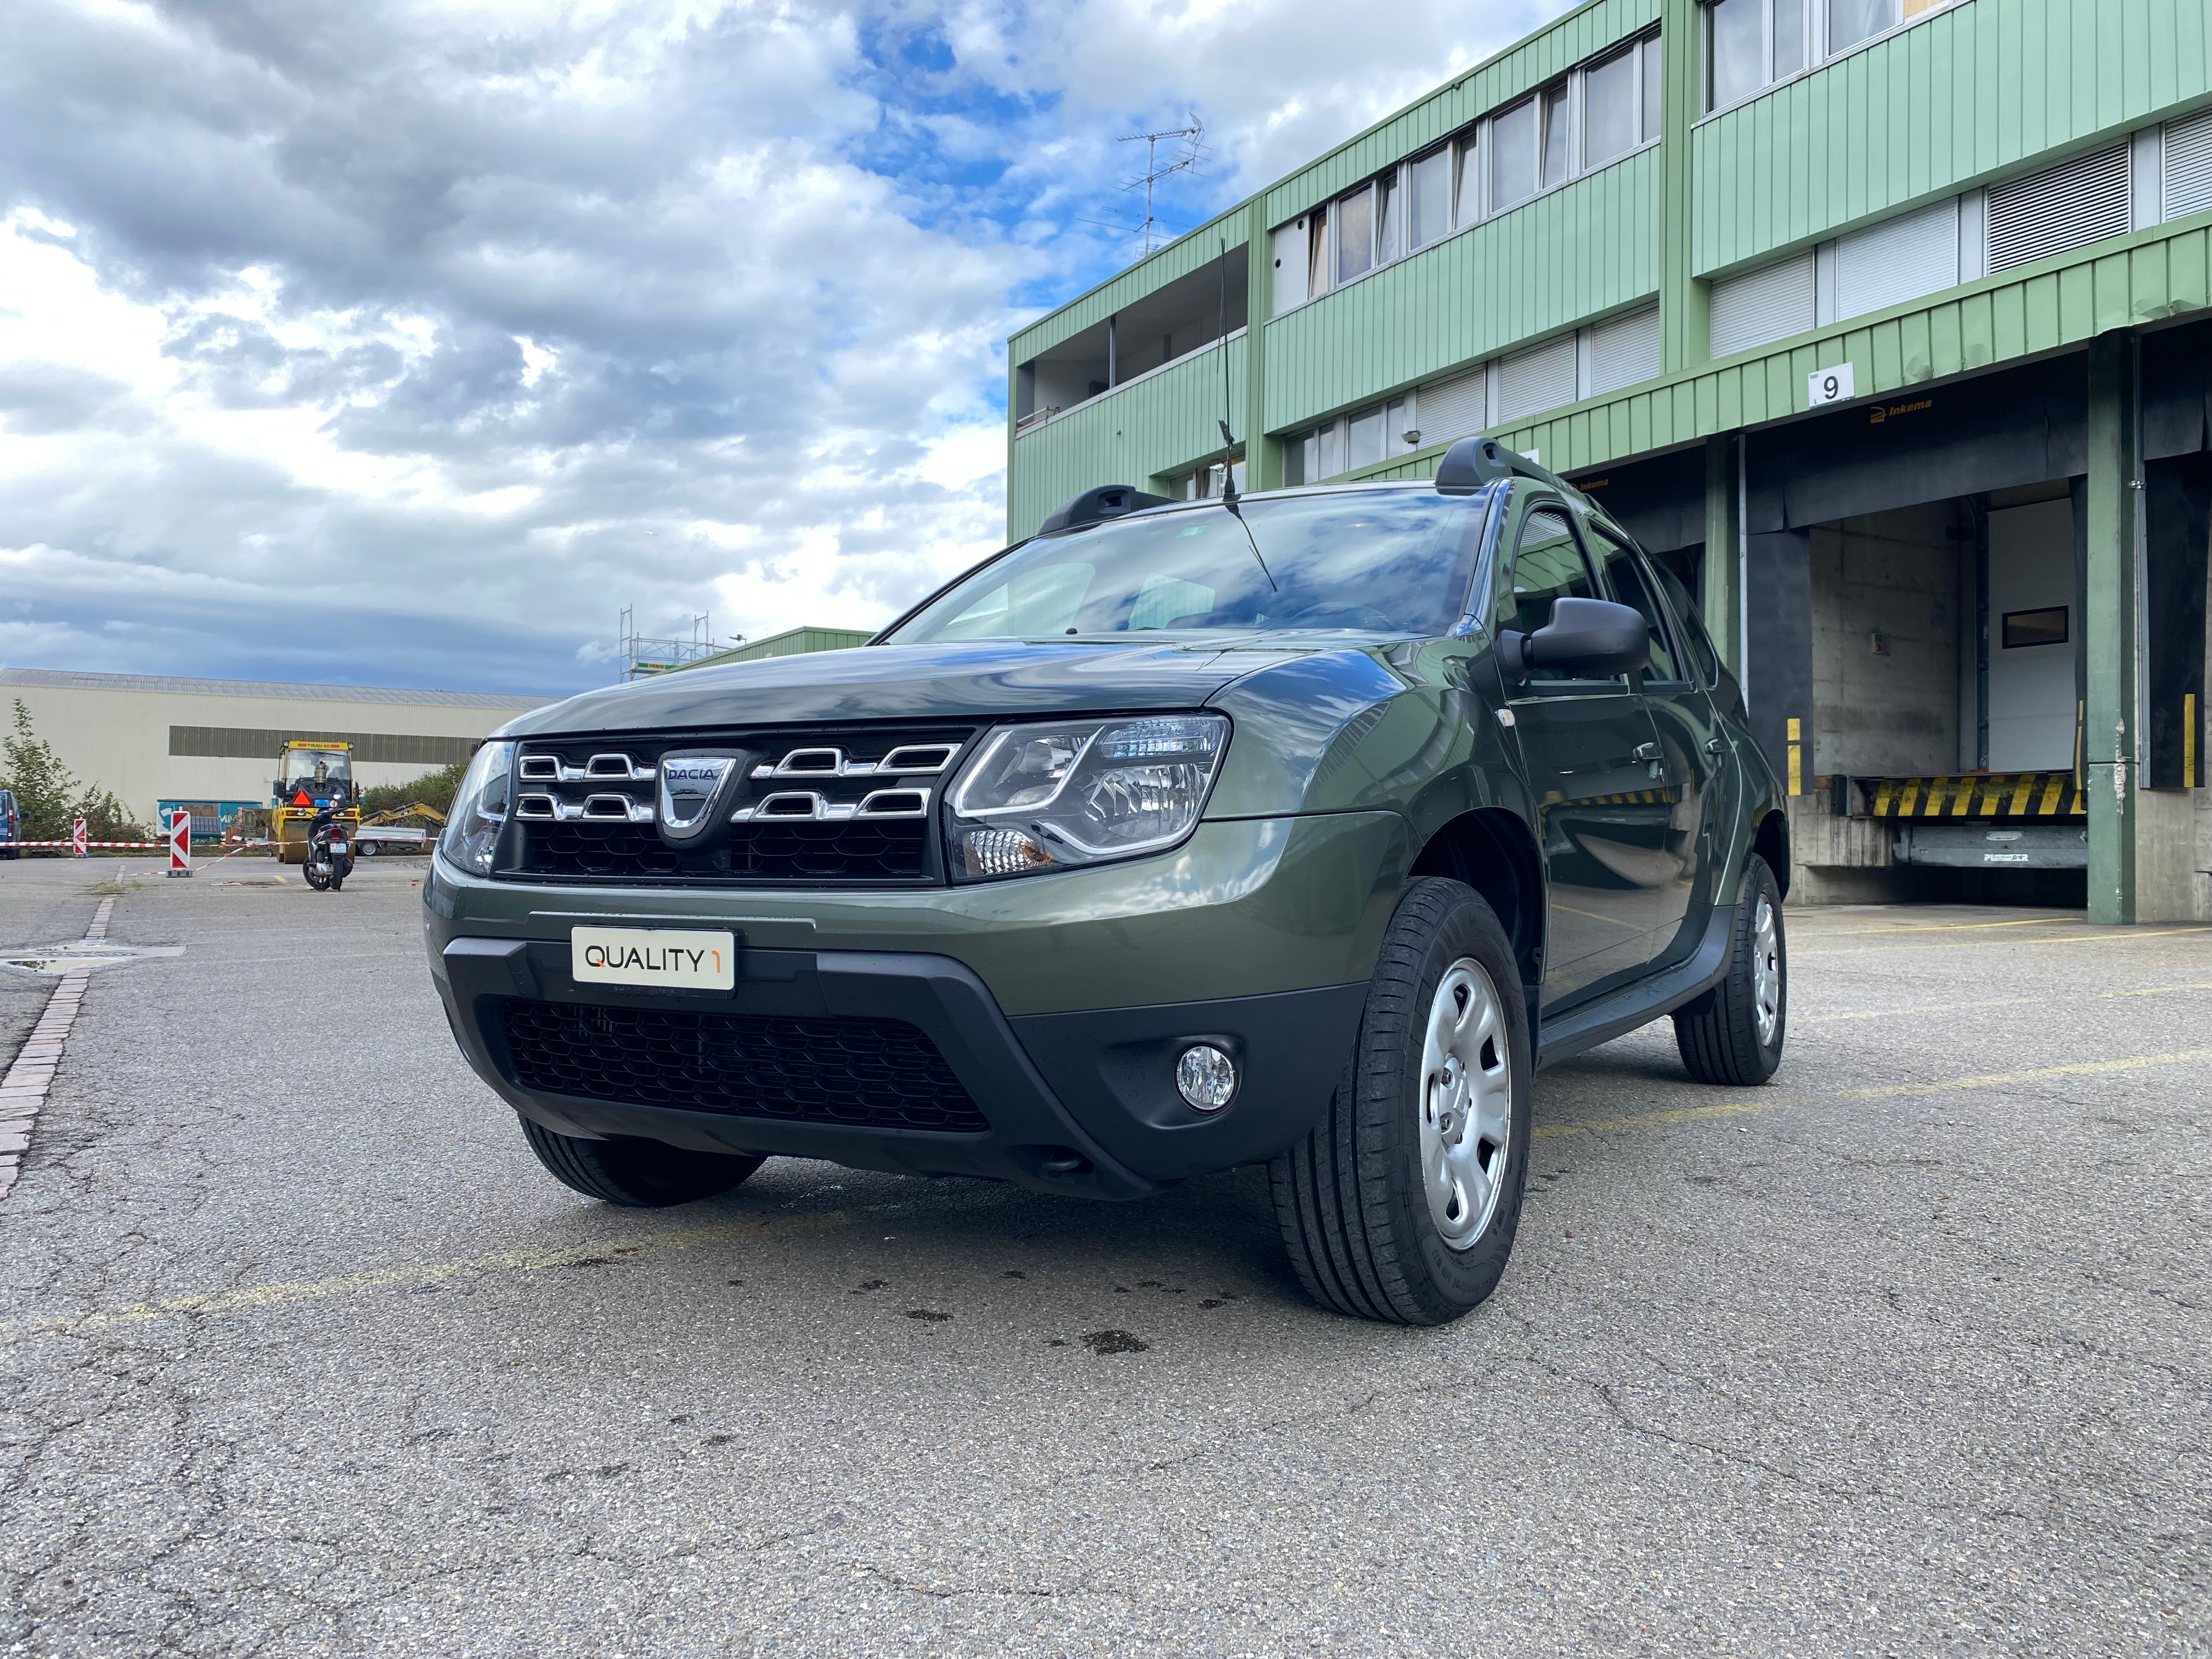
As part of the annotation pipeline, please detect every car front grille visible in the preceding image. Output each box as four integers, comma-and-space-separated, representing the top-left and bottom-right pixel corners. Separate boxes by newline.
501, 998, 989, 1134
503, 725, 972, 886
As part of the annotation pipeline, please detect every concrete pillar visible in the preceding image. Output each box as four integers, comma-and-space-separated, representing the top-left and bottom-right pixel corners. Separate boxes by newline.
2083, 332, 2140, 923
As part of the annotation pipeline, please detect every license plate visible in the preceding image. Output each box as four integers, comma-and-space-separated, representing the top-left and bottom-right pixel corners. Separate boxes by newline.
571, 927, 736, 991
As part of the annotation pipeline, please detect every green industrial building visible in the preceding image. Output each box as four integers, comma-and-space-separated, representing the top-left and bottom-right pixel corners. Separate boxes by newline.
1006, 0, 2212, 921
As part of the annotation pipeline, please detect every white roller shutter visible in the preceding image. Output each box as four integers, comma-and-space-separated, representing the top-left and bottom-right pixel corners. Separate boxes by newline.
1833, 198, 1960, 323
2164, 108, 2212, 223
1584, 304, 1660, 396
1709, 251, 1815, 357
1493, 335, 1578, 424
1986, 143, 2131, 273
1414, 365, 1489, 447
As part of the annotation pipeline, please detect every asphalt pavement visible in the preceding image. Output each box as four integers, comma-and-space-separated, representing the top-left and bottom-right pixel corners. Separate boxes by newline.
0, 853, 2206, 1656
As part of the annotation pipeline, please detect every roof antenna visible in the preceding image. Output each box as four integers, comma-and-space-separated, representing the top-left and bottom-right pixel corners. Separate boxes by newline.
1214, 236, 1275, 592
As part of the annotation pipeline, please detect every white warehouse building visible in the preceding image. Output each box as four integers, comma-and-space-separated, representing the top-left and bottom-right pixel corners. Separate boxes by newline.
0, 669, 555, 830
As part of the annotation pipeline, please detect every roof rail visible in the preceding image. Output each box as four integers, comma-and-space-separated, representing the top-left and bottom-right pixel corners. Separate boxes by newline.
1434, 436, 1579, 500
1037, 484, 1176, 535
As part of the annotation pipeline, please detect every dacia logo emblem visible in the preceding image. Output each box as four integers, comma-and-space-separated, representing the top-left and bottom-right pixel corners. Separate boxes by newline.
656, 753, 740, 845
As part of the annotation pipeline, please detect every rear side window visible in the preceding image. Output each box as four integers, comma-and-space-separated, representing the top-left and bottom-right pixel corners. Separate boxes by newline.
1593, 534, 1683, 684
1645, 556, 1722, 687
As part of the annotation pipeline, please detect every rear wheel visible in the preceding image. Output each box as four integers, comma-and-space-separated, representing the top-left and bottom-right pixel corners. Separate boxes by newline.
1673, 855, 1787, 1085
520, 1118, 765, 1207
1268, 878, 1532, 1325
303, 860, 331, 891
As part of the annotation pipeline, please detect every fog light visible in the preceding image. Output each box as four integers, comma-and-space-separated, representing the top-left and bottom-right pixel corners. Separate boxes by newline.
1175, 1044, 1237, 1111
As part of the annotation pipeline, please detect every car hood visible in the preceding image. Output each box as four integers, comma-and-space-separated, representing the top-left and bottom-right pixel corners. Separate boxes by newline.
499, 638, 1341, 736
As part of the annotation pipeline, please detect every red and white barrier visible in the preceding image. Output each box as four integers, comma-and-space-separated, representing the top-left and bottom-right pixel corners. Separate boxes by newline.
166, 809, 193, 877
71, 819, 86, 858
0, 840, 165, 850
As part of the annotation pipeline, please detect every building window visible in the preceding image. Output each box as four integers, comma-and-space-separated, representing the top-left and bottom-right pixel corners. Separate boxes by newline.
1271, 26, 1660, 309
1335, 184, 1374, 283
1454, 132, 1482, 226
1642, 35, 1663, 142
1583, 46, 1638, 170
1410, 146, 1452, 250
1540, 82, 1573, 189
1707, 0, 1953, 114
1708, 0, 1767, 110
1491, 98, 1538, 211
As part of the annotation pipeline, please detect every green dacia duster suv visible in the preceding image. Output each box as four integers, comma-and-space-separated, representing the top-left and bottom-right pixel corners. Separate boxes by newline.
425, 438, 1789, 1325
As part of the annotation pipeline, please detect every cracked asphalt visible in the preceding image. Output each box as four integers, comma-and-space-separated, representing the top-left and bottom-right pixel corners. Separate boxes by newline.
1, 853, 2207, 1656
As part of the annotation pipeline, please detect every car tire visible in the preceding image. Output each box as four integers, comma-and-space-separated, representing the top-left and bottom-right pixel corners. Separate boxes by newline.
519, 1116, 765, 1207
1673, 854, 1787, 1086
1268, 877, 1532, 1326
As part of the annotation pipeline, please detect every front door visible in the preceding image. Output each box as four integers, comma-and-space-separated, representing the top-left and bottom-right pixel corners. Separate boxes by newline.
1499, 500, 1673, 1003
1589, 527, 1720, 963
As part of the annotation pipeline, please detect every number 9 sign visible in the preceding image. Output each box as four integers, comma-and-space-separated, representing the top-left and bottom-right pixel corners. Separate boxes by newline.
1808, 362, 1856, 407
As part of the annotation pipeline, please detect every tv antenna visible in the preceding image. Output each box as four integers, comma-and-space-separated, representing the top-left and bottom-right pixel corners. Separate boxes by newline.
1117, 118, 1206, 256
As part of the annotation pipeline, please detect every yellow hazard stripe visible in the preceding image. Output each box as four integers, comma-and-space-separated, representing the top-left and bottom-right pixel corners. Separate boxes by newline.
1863, 772, 2084, 819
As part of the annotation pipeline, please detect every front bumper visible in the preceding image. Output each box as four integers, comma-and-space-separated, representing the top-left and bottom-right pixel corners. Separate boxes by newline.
426, 811, 1406, 1198
435, 937, 1365, 1199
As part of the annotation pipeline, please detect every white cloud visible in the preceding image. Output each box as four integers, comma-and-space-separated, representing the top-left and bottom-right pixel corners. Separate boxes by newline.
0, 0, 1572, 695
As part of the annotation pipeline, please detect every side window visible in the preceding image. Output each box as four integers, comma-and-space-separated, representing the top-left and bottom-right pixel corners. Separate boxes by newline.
1593, 534, 1683, 684
1503, 506, 1602, 684
1645, 556, 1722, 687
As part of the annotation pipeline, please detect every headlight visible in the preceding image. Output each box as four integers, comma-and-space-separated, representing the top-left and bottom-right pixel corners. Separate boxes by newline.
946, 714, 1227, 879
437, 741, 514, 876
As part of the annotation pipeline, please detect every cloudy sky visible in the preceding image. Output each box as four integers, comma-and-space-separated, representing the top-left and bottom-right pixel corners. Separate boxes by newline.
1, 0, 1567, 696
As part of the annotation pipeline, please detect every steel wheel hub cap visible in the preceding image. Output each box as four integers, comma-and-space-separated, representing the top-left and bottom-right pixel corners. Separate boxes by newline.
1752, 894, 1781, 1048
1418, 957, 1513, 1251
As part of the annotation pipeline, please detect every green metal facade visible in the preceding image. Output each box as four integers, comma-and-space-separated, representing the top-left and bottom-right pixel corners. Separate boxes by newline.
1260, 149, 1663, 434
1009, 0, 2212, 542
1007, 335, 1250, 539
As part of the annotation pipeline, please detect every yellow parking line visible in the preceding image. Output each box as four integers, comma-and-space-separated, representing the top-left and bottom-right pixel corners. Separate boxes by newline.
2023, 927, 2212, 945
1796, 925, 2212, 960
1795, 916, 2075, 936
1537, 1046, 2212, 1139
1799, 996, 2037, 1024
13, 1045, 2212, 1345
0, 1206, 881, 1348
1799, 981, 2212, 1024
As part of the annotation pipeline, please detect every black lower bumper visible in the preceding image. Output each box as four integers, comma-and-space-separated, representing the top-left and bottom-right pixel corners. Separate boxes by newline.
436, 938, 1365, 1200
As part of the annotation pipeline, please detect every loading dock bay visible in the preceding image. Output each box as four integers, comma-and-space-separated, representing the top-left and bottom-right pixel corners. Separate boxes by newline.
1583, 323, 2212, 921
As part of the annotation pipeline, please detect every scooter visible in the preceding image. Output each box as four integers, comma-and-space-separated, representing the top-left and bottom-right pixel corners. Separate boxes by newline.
303, 796, 356, 892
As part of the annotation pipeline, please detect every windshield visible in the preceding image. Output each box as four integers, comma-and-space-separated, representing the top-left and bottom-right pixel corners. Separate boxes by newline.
282, 749, 352, 787
888, 489, 1485, 643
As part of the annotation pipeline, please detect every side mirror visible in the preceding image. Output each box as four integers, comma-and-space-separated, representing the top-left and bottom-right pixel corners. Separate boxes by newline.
1505, 597, 1648, 680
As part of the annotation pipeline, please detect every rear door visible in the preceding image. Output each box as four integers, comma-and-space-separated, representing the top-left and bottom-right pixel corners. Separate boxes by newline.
1498, 499, 1673, 1002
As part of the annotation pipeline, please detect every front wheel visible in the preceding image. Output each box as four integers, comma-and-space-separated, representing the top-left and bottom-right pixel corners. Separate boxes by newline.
1269, 878, 1532, 1326
1673, 854, 1787, 1085
520, 1118, 765, 1207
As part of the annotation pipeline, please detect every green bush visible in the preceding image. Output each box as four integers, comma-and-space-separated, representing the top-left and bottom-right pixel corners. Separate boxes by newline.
1, 700, 153, 845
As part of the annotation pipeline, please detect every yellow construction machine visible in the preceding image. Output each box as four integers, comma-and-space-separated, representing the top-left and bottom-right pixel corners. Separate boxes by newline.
271, 740, 359, 864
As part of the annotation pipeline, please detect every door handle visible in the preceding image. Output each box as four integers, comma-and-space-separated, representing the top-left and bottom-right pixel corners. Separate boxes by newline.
1632, 742, 1662, 763
1705, 736, 1727, 755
